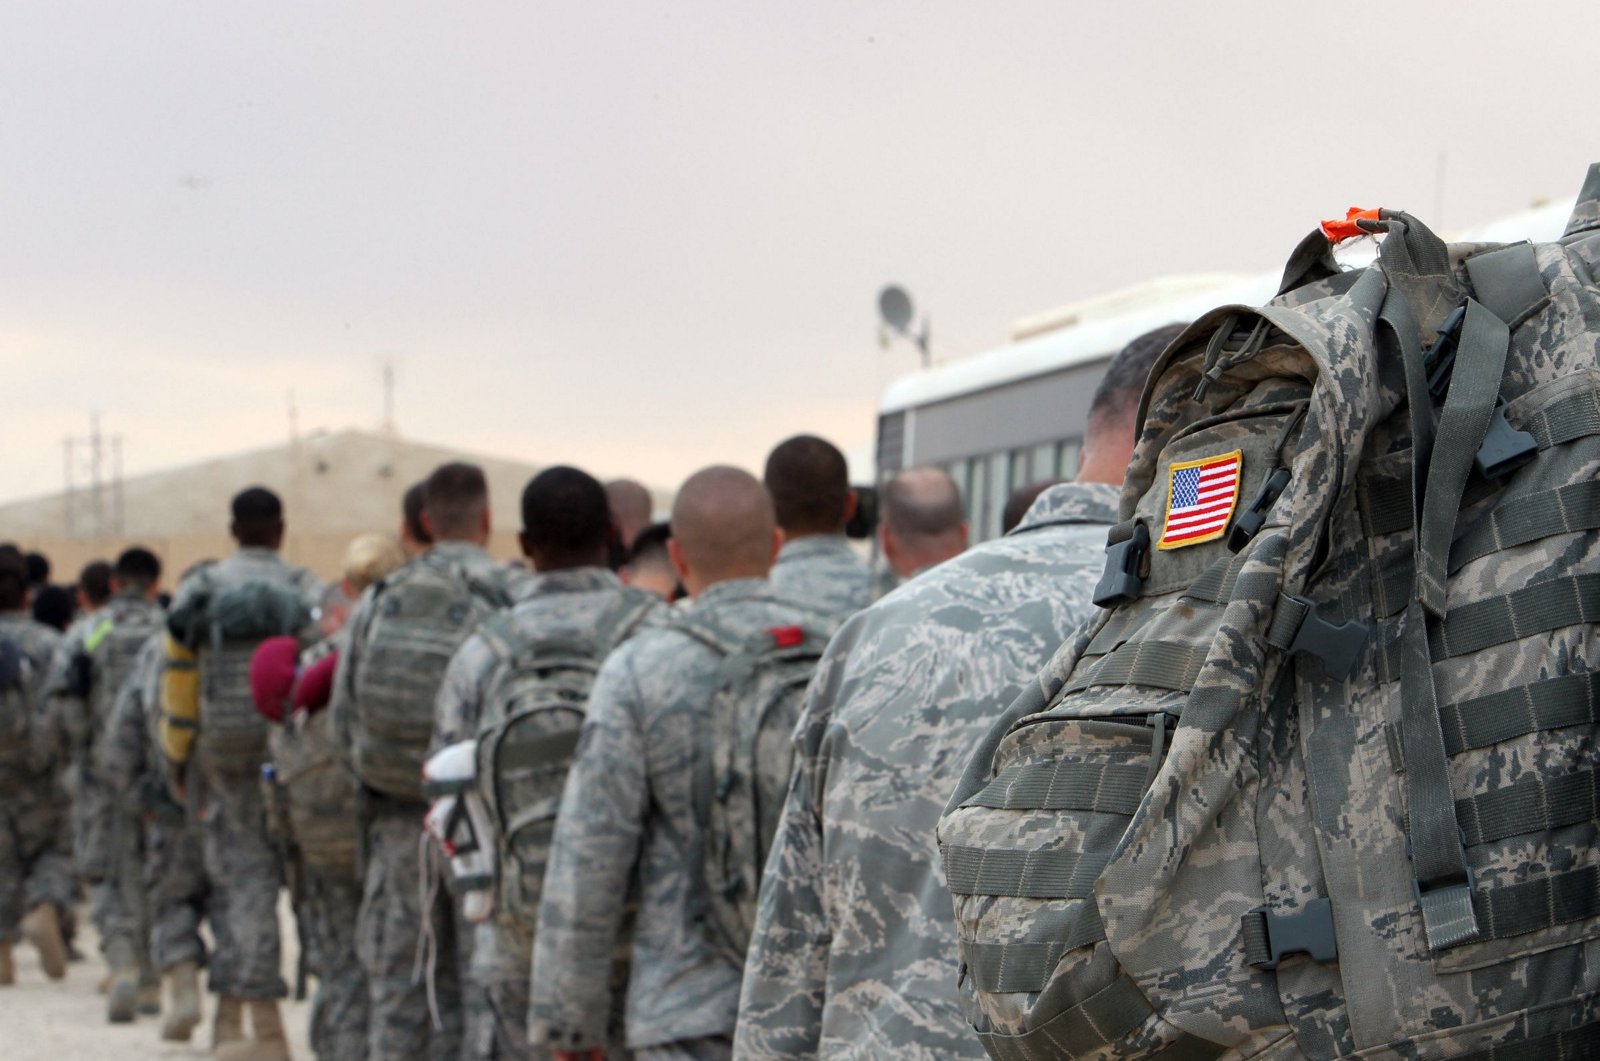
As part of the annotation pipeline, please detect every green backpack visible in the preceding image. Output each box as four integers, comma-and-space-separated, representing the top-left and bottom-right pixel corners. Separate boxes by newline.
677, 609, 835, 966
938, 165, 1600, 1059
194, 580, 314, 770
473, 588, 660, 920
0, 635, 34, 778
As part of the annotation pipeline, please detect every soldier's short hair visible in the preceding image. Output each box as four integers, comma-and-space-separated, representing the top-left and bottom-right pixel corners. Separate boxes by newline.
882, 468, 965, 539
403, 481, 433, 545
231, 486, 283, 524
78, 560, 113, 606
0, 546, 26, 611
1002, 478, 1066, 535
522, 466, 611, 557
425, 462, 489, 539
24, 551, 49, 588
114, 547, 162, 591
1087, 323, 1187, 436
629, 521, 672, 564
764, 434, 851, 536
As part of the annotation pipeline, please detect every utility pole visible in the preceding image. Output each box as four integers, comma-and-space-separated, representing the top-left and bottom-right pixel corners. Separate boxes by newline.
61, 413, 124, 538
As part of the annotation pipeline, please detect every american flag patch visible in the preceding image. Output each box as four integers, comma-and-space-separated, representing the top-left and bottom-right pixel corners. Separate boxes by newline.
1158, 450, 1243, 549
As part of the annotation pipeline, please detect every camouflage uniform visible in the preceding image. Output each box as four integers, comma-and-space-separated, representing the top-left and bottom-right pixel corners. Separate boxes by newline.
169, 546, 321, 1002
332, 540, 526, 1061
299, 865, 366, 1060
530, 578, 818, 1055
434, 566, 660, 1061
767, 536, 871, 621
733, 483, 1119, 1059
46, 592, 165, 986
0, 611, 72, 945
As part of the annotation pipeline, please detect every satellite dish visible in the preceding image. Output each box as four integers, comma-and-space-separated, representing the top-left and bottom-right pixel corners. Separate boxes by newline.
878, 285, 914, 332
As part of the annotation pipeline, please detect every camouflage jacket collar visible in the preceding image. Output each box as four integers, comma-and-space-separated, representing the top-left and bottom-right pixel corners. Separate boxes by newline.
777, 534, 855, 562
690, 576, 773, 609
523, 566, 621, 598
1012, 481, 1119, 535
424, 540, 494, 566
234, 545, 287, 565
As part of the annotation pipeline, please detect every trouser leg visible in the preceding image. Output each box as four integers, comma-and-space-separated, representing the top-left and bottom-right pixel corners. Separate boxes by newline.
199, 770, 285, 1000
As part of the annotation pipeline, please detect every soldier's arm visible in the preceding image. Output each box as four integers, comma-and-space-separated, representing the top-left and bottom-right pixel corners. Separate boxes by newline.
732, 671, 838, 1058
327, 586, 374, 755
530, 651, 650, 1050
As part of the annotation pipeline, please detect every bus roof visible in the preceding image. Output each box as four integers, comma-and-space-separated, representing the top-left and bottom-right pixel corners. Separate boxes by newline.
880, 198, 1576, 417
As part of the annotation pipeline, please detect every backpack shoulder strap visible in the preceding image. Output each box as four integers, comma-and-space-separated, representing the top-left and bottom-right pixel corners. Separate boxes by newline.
592, 589, 660, 654
669, 610, 748, 661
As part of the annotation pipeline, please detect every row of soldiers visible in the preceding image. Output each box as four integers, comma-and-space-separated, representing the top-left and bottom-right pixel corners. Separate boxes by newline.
0, 322, 1166, 1061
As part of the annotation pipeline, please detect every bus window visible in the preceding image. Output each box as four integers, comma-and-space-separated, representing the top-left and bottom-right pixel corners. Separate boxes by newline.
1029, 442, 1056, 485
1057, 440, 1080, 479
969, 457, 988, 536
986, 451, 1011, 540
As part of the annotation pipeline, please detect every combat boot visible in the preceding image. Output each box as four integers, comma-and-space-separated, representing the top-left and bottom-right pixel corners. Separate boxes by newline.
0, 942, 13, 986
20, 903, 67, 980
107, 965, 139, 1023
212, 995, 245, 1051
159, 961, 202, 1042
214, 999, 291, 1061
138, 975, 162, 1016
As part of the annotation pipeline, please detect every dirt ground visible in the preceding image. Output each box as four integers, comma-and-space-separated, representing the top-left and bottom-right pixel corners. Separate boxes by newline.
0, 896, 314, 1060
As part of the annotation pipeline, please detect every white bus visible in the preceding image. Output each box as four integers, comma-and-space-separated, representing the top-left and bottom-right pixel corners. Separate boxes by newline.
875, 199, 1574, 541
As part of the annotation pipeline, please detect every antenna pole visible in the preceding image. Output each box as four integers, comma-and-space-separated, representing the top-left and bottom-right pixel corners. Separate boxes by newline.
382, 361, 396, 434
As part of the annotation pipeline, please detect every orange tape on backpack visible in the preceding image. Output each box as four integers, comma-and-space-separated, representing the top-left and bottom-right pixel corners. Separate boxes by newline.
1320, 207, 1383, 244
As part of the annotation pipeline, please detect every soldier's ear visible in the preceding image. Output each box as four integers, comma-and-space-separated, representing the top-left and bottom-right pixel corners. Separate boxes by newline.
842, 489, 859, 525
767, 527, 783, 567
667, 538, 691, 584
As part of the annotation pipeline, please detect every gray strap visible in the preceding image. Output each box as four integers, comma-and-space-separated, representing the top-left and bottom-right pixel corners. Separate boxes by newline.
1390, 291, 1502, 949
1456, 770, 1600, 846
1361, 472, 1500, 539
1416, 300, 1512, 612
1441, 671, 1600, 756
964, 759, 1147, 815
1456, 1020, 1600, 1061
1477, 863, 1600, 941
1432, 572, 1600, 659
1449, 481, 1600, 571
1064, 639, 1207, 695
941, 845, 1109, 899
961, 905, 1106, 993
1522, 387, 1600, 451
1181, 550, 1253, 605
1464, 243, 1549, 327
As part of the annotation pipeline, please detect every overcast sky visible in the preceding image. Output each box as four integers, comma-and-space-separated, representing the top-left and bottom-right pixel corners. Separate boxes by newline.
3, 1, 1595, 504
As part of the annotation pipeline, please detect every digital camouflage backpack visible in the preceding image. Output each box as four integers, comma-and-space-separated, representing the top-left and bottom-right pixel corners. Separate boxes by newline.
268, 641, 359, 877
193, 579, 314, 770
678, 608, 835, 966
350, 555, 512, 801
473, 588, 659, 919
937, 165, 1600, 1059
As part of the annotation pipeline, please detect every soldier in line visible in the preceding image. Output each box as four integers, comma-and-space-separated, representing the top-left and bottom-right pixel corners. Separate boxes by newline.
762, 435, 872, 619
603, 479, 655, 572
74, 559, 114, 617
333, 462, 528, 1059
44, 546, 166, 1021
98, 614, 221, 1044
619, 522, 680, 601
732, 326, 1180, 1058
166, 488, 323, 1060
402, 480, 436, 559
876, 467, 970, 581
530, 466, 817, 1061
435, 466, 662, 1060
0, 544, 71, 985
253, 531, 407, 1061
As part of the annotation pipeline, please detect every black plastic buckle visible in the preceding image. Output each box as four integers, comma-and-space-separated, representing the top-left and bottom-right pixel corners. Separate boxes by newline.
1474, 399, 1537, 479
1092, 520, 1149, 609
1284, 595, 1369, 680
1244, 898, 1338, 970
1227, 467, 1292, 553
1423, 304, 1469, 402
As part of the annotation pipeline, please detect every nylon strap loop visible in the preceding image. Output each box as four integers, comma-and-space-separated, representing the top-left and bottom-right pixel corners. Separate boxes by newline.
1464, 243, 1549, 327
1440, 671, 1600, 755
964, 759, 1147, 815
1477, 863, 1600, 941
961, 905, 1107, 993
1456, 770, 1600, 847
1455, 1020, 1600, 1060
942, 846, 1110, 899
1064, 639, 1207, 695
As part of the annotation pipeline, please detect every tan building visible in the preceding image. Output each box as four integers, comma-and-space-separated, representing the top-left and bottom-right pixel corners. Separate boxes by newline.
0, 428, 668, 584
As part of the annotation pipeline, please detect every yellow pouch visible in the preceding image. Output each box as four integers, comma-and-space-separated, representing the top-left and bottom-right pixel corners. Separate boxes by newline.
159, 634, 200, 765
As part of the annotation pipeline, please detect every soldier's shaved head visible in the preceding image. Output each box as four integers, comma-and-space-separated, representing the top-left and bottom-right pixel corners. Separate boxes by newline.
424, 461, 491, 544
669, 465, 781, 594
605, 479, 654, 546
880, 467, 968, 578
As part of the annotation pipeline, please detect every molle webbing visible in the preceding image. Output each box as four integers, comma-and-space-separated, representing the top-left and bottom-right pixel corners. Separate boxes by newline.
964, 758, 1148, 816
1455, 1021, 1600, 1061
1440, 672, 1600, 755
1065, 639, 1208, 695
1454, 770, 1600, 846
962, 905, 1107, 993
973, 973, 1225, 1061
942, 846, 1111, 900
